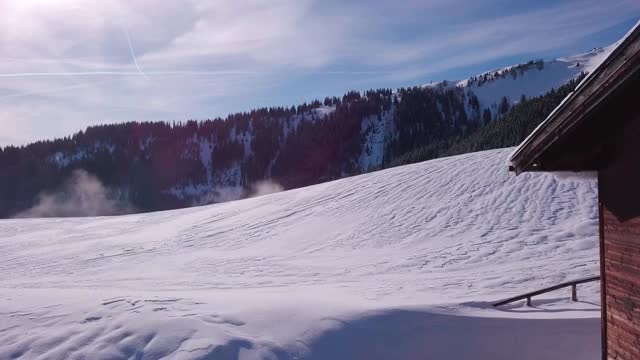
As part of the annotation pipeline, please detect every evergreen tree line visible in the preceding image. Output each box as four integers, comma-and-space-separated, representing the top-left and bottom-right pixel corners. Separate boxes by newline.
0, 74, 584, 218
0, 88, 395, 217
466, 59, 545, 87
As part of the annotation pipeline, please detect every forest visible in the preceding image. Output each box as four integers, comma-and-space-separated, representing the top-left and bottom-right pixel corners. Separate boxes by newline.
0, 73, 585, 218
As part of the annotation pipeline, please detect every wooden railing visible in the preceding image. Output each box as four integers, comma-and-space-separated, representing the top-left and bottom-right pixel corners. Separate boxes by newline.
493, 275, 600, 307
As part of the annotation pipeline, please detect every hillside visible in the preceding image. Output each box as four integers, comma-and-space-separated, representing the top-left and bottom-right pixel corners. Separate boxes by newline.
0, 148, 601, 359
0, 45, 612, 218
460, 45, 612, 117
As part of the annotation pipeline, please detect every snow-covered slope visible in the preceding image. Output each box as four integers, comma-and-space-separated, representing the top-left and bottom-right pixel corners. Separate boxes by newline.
467, 45, 614, 115
420, 44, 615, 121
0, 149, 601, 359
467, 60, 580, 115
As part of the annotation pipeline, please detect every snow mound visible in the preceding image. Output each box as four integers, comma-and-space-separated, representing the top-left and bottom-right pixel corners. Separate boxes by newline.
0, 148, 601, 359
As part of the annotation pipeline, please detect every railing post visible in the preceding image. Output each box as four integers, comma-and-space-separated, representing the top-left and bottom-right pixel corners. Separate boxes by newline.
526, 296, 532, 307
571, 284, 577, 301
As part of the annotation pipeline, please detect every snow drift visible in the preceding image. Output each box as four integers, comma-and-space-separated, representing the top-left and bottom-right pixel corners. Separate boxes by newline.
0, 148, 601, 359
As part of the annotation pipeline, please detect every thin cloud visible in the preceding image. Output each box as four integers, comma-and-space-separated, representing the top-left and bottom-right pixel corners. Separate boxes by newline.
362, 0, 640, 67
0, 0, 638, 147
0, 70, 261, 78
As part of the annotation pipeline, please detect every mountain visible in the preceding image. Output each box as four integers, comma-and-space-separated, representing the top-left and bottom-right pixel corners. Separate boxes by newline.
457, 45, 612, 116
0, 46, 611, 218
0, 148, 601, 359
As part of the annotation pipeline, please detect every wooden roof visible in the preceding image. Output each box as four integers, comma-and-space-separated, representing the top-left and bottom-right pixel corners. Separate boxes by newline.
509, 21, 640, 175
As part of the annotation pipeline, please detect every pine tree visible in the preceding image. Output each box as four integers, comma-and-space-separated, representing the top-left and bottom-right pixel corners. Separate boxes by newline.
499, 96, 510, 115
483, 108, 492, 125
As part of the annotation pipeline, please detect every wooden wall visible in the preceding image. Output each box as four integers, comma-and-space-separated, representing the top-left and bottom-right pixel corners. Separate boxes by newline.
599, 113, 640, 360
600, 207, 640, 359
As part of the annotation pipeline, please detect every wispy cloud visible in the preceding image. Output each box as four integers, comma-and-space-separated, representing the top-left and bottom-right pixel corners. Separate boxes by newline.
0, 0, 638, 146
357, 0, 640, 78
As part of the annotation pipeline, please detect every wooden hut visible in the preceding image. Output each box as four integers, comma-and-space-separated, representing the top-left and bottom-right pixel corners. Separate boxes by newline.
509, 21, 640, 360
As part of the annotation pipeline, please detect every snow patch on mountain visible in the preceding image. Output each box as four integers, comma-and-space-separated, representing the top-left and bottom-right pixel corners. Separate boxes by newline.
558, 44, 618, 74
198, 138, 214, 184
358, 109, 394, 171
313, 105, 336, 118
168, 163, 244, 204
165, 182, 211, 200
139, 135, 154, 152
469, 60, 583, 118
50, 142, 117, 168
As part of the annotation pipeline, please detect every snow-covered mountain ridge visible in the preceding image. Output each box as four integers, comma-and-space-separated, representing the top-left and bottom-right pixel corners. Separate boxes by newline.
0, 43, 613, 218
425, 44, 614, 118
0, 148, 601, 359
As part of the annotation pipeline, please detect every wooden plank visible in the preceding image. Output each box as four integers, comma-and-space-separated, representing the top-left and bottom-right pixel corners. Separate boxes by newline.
604, 240, 640, 256
603, 224, 640, 237
605, 262, 640, 280
606, 333, 639, 357
608, 305, 640, 329
604, 233, 640, 247
606, 327, 640, 353
606, 287, 640, 308
605, 275, 640, 298
606, 332, 640, 358
604, 247, 640, 267
606, 276, 640, 293
607, 319, 638, 338
604, 224, 640, 236
605, 263, 640, 283
607, 290, 640, 312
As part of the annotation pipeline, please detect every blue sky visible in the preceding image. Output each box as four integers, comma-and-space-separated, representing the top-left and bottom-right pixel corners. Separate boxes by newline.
0, 0, 639, 146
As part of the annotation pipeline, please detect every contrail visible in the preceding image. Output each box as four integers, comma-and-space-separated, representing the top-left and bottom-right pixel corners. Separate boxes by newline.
119, 19, 148, 80
0, 78, 118, 102
0, 71, 145, 77
0, 70, 390, 78
0, 70, 260, 77
321, 71, 394, 75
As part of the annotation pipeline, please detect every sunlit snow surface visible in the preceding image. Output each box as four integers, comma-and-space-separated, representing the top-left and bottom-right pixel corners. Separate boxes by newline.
464, 45, 615, 119
0, 148, 601, 359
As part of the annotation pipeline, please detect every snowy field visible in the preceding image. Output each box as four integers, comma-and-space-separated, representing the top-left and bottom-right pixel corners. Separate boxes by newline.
0, 148, 602, 359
